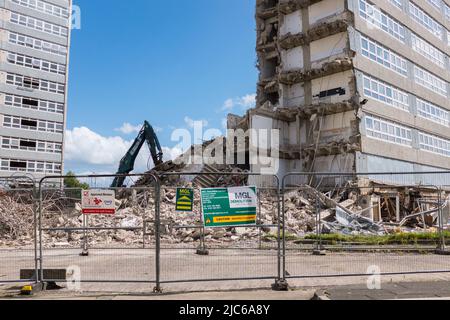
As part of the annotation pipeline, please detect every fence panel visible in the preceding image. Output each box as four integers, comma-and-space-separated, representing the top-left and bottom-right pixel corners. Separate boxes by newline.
38, 173, 158, 286
281, 172, 450, 281
157, 172, 281, 287
0, 176, 37, 283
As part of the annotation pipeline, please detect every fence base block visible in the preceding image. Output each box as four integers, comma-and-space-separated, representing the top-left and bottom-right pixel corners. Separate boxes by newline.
435, 249, 450, 255
153, 286, 163, 294
20, 282, 44, 296
79, 250, 89, 257
312, 249, 327, 256
196, 248, 210, 256
272, 279, 289, 291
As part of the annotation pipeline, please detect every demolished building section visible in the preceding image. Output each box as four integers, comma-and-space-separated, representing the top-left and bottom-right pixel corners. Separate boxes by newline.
231, 0, 450, 188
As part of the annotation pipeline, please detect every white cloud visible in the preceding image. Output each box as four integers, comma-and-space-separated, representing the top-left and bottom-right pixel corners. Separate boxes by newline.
114, 122, 142, 135
240, 94, 257, 108
65, 127, 130, 166
221, 93, 256, 112
65, 126, 181, 174
223, 98, 235, 111
115, 123, 163, 135
162, 146, 183, 161
184, 116, 209, 128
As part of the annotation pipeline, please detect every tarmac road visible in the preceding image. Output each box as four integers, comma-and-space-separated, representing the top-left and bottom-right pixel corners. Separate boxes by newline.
2, 247, 450, 296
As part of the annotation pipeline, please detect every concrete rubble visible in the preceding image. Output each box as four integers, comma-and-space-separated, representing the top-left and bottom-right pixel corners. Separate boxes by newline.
0, 190, 34, 246
1, 163, 449, 248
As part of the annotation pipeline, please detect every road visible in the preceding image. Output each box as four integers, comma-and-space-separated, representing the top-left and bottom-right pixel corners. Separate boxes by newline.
2, 247, 450, 296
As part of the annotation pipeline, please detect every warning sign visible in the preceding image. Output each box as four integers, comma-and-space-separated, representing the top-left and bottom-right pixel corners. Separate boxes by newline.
176, 188, 194, 212
81, 190, 116, 215
201, 186, 257, 228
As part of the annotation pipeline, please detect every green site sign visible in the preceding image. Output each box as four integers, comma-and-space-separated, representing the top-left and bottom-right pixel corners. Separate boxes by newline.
176, 188, 194, 212
200, 186, 257, 228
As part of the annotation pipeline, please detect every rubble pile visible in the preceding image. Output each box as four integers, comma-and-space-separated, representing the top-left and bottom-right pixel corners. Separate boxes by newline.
156, 188, 277, 244
0, 191, 34, 246
0, 177, 447, 248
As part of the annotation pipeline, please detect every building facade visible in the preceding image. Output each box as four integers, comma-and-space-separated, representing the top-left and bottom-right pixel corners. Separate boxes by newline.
238, 0, 450, 185
0, 0, 71, 180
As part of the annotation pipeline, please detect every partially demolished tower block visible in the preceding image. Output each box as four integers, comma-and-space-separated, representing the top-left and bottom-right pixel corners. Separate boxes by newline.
235, 0, 450, 186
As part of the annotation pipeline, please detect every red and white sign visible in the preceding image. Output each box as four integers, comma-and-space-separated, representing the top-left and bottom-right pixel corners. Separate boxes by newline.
81, 190, 116, 215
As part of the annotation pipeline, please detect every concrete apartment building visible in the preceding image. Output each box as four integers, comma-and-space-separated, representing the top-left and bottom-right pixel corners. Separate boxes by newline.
233, 0, 450, 185
0, 0, 71, 180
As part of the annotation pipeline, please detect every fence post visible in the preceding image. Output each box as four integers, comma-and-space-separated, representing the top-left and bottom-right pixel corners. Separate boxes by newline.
154, 177, 162, 293
313, 191, 326, 256
38, 180, 44, 285
80, 214, 89, 256
439, 187, 446, 252
272, 175, 288, 291
32, 180, 39, 285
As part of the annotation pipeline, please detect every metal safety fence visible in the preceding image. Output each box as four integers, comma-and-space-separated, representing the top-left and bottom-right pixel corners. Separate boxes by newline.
3, 171, 450, 291
281, 172, 450, 282
0, 175, 37, 283
157, 172, 281, 289
37, 173, 159, 287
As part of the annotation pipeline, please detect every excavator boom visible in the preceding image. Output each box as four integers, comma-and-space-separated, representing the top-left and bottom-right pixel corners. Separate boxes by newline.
111, 121, 163, 188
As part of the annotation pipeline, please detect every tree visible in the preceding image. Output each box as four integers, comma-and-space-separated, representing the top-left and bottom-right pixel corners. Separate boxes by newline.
64, 171, 90, 190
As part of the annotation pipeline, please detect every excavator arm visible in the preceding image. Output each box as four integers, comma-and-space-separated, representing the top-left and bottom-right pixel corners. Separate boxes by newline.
111, 121, 163, 188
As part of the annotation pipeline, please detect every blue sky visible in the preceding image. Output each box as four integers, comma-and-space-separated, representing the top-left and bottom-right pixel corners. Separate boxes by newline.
65, 0, 257, 174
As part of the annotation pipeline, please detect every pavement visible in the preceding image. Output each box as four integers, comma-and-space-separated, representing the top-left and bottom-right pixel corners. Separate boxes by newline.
315, 280, 450, 300
3, 278, 450, 300
0, 287, 317, 300
3, 248, 450, 299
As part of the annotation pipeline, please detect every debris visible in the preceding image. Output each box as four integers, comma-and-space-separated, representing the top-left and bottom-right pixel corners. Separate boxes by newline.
1, 174, 449, 248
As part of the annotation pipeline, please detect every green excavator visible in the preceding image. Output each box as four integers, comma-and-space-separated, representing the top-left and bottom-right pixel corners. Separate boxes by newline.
110, 121, 163, 188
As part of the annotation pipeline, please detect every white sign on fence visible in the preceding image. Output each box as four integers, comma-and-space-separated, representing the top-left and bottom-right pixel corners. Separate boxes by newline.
81, 190, 116, 215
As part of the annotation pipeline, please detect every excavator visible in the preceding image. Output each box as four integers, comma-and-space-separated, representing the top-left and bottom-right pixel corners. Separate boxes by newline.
110, 121, 163, 188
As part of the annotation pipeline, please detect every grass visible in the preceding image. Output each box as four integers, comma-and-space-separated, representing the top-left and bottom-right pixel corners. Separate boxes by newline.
263, 232, 299, 242
263, 231, 450, 245
305, 232, 449, 245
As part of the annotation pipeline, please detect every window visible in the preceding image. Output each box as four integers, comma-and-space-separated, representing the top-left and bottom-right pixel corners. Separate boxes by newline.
21, 119, 37, 127
419, 132, 450, 157
9, 32, 67, 57
10, 12, 68, 38
409, 1, 443, 39
0, 158, 61, 174
4, 94, 64, 114
7, 52, 66, 75
411, 33, 446, 69
416, 98, 450, 126
365, 115, 412, 146
359, 0, 405, 42
10, 0, 69, 19
426, 0, 442, 11
6, 73, 65, 95
1, 136, 62, 154
414, 66, 448, 96
10, 161, 26, 169
445, 3, 450, 22
362, 74, 410, 111
360, 35, 408, 76
3, 115, 63, 134
390, 0, 403, 9
19, 140, 36, 148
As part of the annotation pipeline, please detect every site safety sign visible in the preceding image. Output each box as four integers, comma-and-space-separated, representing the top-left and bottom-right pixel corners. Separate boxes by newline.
176, 188, 194, 212
200, 186, 257, 227
81, 190, 116, 215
